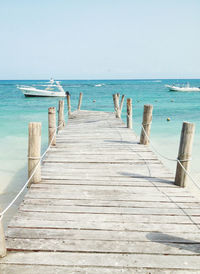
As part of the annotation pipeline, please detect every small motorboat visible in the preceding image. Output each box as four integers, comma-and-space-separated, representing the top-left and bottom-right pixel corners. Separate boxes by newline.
166, 84, 200, 92
17, 79, 67, 97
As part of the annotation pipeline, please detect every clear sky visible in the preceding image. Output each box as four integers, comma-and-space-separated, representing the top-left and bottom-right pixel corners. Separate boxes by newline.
0, 0, 200, 79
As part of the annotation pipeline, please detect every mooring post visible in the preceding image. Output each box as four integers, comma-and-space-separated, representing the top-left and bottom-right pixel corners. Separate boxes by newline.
58, 100, 65, 130
28, 122, 41, 185
116, 93, 120, 101
113, 94, 120, 118
120, 94, 125, 114
127, 98, 132, 129
67, 93, 71, 116
48, 107, 56, 146
77, 92, 83, 110
175, 122, 195, 187
112, 94, 117, 111
140, 105, 153, 145
0, 219, 6, 257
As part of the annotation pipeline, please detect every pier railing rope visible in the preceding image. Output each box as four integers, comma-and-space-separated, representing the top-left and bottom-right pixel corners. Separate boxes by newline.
140, 123, 200, 190
141, 124, 177, 162
120, 98, 197, 189
0, 123, 62, 219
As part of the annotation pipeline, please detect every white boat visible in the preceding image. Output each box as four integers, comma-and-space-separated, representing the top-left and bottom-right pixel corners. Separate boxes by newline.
166, 84, 200, 92
17, 79, 67, 97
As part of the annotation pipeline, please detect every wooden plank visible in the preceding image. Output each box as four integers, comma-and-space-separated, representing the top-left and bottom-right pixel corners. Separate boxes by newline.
37, 178, 176, 187
25, 191, 199, 203
41, 165, 173, 177
48, 147, 153, 153
42, 160, 162, 165
30, 184, 190, 195
44, 152, 158, 159
41, 172, 174, 179
39, 176, 175, 183
2, 252, 200, 270
22, 198, 200, 209
0, 264, 198, 274
54, 144, 152, 149
19, 204, 194, 216
6, 238, 200, 255
9, 211, 196, 224
27, 184, 193, 198
6, 228, 200, 243
8, 218, 200, 233
43, 159, 160, 164
41, 163, 171, 170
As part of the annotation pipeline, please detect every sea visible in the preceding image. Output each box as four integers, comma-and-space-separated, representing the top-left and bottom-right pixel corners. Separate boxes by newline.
1, 79, 200, 221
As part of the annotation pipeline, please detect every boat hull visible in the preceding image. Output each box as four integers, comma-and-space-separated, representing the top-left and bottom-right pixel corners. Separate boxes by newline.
19, 87, 66, 97
166, 85, 200, 92
24, 94, 65, 97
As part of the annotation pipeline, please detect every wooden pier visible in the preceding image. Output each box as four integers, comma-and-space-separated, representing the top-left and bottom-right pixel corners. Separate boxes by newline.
1, 101, 200, 273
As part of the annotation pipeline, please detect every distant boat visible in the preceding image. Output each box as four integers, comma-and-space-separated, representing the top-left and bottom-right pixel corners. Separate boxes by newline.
17, 79, 67, 97
95, 84, 104, 87
166, 83, 200, 92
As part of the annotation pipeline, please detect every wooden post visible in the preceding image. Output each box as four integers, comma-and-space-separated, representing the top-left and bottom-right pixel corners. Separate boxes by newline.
113, 94, 120, 118
112, 94, 117, 111
67, 93, 71, 116
140, 105, 153, 145
127, 98, 132, 129
0, 219, 6, 257
175, 122, 195, 187
120, 94, 125, 114
58, 100, 65, 130
77, 92, 83, 110
116, 93, 120, 110
48, 107, 56, 146
28, 122, 41, 185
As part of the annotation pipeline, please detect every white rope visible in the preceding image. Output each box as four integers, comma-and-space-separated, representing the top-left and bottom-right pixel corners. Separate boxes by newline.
141, 124, 177, 162
141, 124, 200, 190
0, 123, 63, 219
142, 123, 151, 126
177, 159, 200, 190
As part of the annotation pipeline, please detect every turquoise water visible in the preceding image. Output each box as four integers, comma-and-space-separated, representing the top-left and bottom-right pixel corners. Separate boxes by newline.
1, 79, 200, 211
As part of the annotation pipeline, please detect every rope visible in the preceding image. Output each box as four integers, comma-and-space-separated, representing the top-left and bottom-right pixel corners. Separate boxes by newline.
0, 123, 63, 219
141, 124, 200, 190
141, 124, 177, 162
142, 123, 151, 126
177, 159, 200, 190
116, 121, 200, 230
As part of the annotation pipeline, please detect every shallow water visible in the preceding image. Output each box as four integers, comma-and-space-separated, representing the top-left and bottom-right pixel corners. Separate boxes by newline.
1, 79, 200, 216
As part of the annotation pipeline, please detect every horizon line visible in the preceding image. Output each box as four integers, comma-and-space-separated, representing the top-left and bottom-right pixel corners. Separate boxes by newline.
0, 78, 200, 81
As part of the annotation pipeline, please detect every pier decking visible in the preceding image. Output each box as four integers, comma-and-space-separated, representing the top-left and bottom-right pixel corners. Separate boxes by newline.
1, 110, 200, 273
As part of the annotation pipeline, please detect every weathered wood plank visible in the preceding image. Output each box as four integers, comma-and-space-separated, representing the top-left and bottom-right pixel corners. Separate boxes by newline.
9, 211, 196, 224
36, 178, 176, 187
19, 204, 196, 216
25, 191, 198, 203
5, 228, 200, 243
22, 198, 200, 209
6, 238, 200, 255
30, 184, 190, 195
27, 184, 194, 198
2, 252, 200, 270
8, 218, 200, 233
0, 265, 199, 274
40, 175, 175, 182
